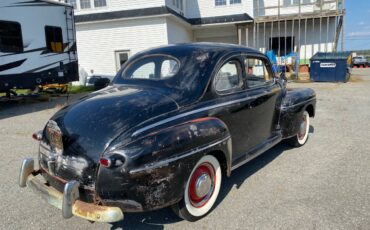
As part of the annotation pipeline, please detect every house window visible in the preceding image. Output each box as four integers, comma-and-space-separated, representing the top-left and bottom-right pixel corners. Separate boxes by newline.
269, 37, 294, 56
80, 0, 91, 9
215, 0, 227, 6
283, 0, 299, 6
94, 0, 106, 8
69, 0, 77, 8
230, 0, 242, 4
0, 20, 23, 53
45, 26, 63, 53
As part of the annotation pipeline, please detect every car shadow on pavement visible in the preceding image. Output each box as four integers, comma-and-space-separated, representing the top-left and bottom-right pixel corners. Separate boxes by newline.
215, 125, 314, 209
214, 142, 290, 207
109, 135, 313, 230
109, 207, 180, 230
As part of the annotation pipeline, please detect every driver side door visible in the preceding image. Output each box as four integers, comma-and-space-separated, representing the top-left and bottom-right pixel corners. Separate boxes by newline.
213, 54, 282, 167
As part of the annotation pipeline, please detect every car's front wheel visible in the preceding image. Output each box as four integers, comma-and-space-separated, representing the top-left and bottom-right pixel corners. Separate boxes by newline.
288, 111, 310, 147
172, 155, 222, 222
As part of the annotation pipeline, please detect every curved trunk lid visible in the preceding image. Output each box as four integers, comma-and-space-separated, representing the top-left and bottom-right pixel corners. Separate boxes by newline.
39, 85, 178, 187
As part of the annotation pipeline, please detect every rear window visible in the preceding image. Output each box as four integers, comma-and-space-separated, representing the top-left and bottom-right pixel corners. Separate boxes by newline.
122, 55, 180, 80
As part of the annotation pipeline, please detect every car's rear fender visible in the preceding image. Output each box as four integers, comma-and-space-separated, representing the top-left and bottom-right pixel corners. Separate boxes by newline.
95, 117, 232, 211
280, 88, 316, 138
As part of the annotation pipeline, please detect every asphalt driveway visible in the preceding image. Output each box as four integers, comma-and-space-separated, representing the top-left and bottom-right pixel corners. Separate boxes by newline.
0, 69, 369, 230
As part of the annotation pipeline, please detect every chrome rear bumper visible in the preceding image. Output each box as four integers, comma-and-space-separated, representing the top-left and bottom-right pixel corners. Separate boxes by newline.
19, 158, 124, 223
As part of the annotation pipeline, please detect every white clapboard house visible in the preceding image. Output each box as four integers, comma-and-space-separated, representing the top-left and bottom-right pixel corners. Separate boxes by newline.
66, 0, 345, 76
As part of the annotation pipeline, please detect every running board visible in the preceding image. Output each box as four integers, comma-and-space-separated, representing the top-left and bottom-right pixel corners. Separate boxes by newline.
231, 134, 282, 171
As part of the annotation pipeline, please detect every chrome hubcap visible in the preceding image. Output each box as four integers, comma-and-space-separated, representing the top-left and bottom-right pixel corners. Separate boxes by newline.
195, 173, 212, 198
188, 163, 215, 207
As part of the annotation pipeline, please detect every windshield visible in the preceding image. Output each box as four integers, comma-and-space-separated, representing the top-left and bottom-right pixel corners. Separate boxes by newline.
121, 55, 180, 80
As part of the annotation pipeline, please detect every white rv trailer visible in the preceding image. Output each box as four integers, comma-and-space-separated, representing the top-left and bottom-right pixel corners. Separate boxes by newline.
0, 0, 78, 93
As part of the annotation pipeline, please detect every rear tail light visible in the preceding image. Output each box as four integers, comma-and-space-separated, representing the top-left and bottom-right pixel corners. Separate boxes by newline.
99, 154, 126, 168
32, 131, 43, 141
99, 157, 112, 168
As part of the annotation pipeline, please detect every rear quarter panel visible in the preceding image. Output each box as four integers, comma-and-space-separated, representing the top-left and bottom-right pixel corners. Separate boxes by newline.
96, 117, 232, 212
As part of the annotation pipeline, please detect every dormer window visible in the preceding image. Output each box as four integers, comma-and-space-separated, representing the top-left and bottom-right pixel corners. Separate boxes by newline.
80, 0, 91, 9
283, 0, 299, 6
94, 0, 107, 7
215, 0, 227, 6
230, 0, 241, 4
215, 0, 241, 6
70, 0, 107, 10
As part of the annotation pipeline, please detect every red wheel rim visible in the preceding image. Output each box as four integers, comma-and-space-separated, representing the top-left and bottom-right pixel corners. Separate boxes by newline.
188, 163, 216, 208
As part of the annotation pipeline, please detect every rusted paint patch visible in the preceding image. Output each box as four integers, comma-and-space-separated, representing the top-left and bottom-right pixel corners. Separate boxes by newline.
72, 200, 123, 222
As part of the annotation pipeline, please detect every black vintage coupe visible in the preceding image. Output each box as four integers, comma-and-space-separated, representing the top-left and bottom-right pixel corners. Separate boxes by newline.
19, 43, 316, 222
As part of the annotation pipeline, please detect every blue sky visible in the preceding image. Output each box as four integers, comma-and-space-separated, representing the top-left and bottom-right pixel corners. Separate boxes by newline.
344, 0, 370, 51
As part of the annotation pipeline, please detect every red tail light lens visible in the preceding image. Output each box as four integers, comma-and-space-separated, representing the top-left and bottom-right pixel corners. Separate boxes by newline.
99, 157, 112, 168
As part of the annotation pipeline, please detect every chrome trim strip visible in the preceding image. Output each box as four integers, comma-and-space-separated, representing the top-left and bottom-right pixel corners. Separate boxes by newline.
132, 91, 272, 137
129, 135, 231, 174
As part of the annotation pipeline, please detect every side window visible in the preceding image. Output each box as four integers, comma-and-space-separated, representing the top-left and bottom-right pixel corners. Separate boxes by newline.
45, 26, 63, 53
245, 57, 271, 88
123, 56, 180, 80
0, 20, 23, 53
160, 59, 180, 78
215, 60, 243, 93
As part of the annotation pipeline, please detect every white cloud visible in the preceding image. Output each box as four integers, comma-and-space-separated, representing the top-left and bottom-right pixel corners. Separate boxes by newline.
347, 31, 370, 37
358, 21, 365, 25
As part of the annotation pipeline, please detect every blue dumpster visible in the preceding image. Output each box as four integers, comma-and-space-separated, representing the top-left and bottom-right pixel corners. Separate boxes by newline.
310, 52, 352, 82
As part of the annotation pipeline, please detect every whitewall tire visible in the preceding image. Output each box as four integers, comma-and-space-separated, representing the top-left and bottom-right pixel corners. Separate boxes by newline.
172, 155, 222, 221
288, 111, 310, 147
